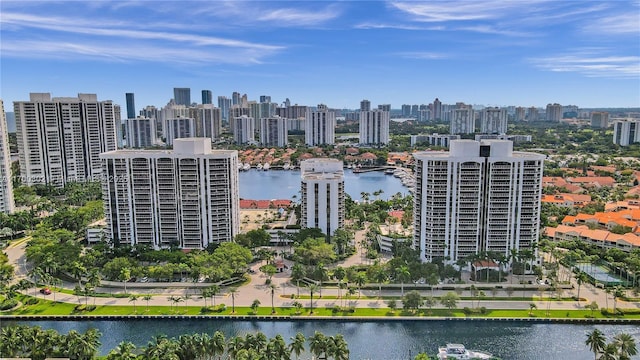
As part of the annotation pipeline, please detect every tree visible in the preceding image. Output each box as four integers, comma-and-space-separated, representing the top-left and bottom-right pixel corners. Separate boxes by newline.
229, 287, 238, 314
402, 290, 423, 313
119, 267, 131, 294
372, 267, 388, 299
309, 331, 327, 360
289, 332, 306, 360
291, 263, 306, 298
386, 299, 397, 312
528, 303, 537, 316
210, 330, 226, 359
128, 295, 139, 313
142, 295, 152, 312
260, 264, 277, 283
613, 332, 638, 360
440, 292, 459, 312
575, 272, 588, 301
600, 343, 619, 360
107, 341, 138, 360
209, 284, 220, 307
251, 299, 261, 314
395, 265, 410, 296
612, 286, 624, 313
585, 329, 606, 360
308, 284, 319, 314
586, 301, 599, 317
355, 272, 367, 298
267, 283, 278, 314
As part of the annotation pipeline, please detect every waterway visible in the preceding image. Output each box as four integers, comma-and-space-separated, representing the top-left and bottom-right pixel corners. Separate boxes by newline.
239, 169, 409, 201
1, 319, 638, 359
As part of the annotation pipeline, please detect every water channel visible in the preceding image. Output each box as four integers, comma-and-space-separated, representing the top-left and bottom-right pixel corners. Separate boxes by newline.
238, 169, 409, 201
1, 319, 638, 359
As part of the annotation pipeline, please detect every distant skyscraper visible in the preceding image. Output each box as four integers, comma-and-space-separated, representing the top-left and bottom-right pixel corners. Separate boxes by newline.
450, 107, 475, 134
217, 96, 232, 122
125, 93, 136, 119
300, 158, 345, 236
413, 140, 544, 263
515, 107, 526, 122
401, 104, 411, 117
360, 99, 371, 111
190, 104, 222, 141
613, 119, 640, 146
359, 109, 390, 145
173, 88, 191, 106
545, 103, 562, 122
101, 138, 240, 249
260, 116, 288, 147
284, 98, 291, 107
433, 98, 442, 120
480, 107, 508, 134
164, 117, 197, 145
417, 109, 431, 122
232, 92, 241, 106
411, 105, 419, 117
590, 112, 610, 128
202, 90, 213, 104
233, 115, 255, 144
0, 100, 14, 213
14, 93, 118, 186
378, 104, 391, 112
260, 95, 271, 103
305, 104, 335, 146
526, 107, 539, 122
124, 117, 157, 148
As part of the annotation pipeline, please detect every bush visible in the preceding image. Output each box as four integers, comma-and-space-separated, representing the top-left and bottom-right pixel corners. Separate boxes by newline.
290, 294, 295, 299
0, 299, 18, 310
24, 298, 39, 305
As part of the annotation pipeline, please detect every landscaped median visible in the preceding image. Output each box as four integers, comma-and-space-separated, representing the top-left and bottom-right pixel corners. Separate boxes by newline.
2, 294, 640, 322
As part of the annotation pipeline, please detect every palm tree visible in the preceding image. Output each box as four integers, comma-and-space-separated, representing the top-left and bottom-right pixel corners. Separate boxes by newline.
308, 284, 319, 314
119, 267, 131, 295
600, 343, 619, 360
229, 287, 238, 313
210, 330, 226, 359
331, 334, 349, 360
395, 265, 410, 296
528, 303, 537, 316
106, 341, 137, 360
227, 336, 244, 360
613, 332, 638, 360
267, 283, 278, 314
612, 286, 624, 314
209, 284, 220, 307
575, 272, 588, 301
309, 331, 327, 360
142, 295, 152, 312
585, 329, 606, 360
289, 332, 306, 360
128, 294, 139, 313
251, 299, 261, 314
373, 267, 387, 299
355, 272, 367, 298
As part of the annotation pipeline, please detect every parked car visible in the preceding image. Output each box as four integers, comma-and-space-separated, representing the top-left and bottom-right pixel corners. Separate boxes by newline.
39, 288, 51, 295
140, 277, 148, 283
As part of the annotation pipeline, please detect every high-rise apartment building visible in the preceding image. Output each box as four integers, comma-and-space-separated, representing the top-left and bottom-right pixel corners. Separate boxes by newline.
0, 100, 14, 213
410, 134, 460, 147
515, 107, 526, 122
450, 107, 475, 134
260, 116, 288, 147
173, 88, 191, 106
413, 140, 544, 264
545, 103, 562, 122
378, 104, 391, 112
217, 96, 232, 122
401, 104, 411, 117
123, 117, 157, 148
360, 99, 371, 111
125, 93, 136, 119
202, 90, 213, 105
411, 105, 419, 117
305, 104, 335, 146
101, 138, 239, 249
527, 107, 539, 122
14, 93, 119, 186
232, 92, 241, 106
300, 158, 345, 236
591, 112, 610, 128
359, 109, 390, 145
190, 104, 222, 141
233, 115, 255, 144
164, 117, 196, 145
480, 107, 507, 134
613, 119, 640, 146
432, 98, 442, 120
260, 95, 272, 103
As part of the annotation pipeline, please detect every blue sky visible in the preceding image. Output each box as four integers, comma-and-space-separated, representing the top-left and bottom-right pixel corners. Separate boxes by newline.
1, 1, 639, 112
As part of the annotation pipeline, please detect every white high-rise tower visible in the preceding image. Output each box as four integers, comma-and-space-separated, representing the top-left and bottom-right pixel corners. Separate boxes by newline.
359, 109, 390, 145
300, 158, 345, 236
305, 104, 335, 146
0, 100, 14, 213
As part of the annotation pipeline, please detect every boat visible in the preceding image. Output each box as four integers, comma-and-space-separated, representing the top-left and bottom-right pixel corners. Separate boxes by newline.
437, 344, 494, 360
263, 162, 270, 171
393, 169, 404, 177
237, 163, 243, 171
384, 168, 395, 175
243, 163, 251, 171
283, 163, 291, 170
256, 163, 263, 170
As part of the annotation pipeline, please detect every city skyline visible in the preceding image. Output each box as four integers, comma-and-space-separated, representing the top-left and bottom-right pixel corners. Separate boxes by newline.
1, 1, 639, 110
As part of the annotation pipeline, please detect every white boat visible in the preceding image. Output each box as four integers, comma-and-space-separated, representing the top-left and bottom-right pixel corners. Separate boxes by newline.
437, 344, 494, 360
243, 163, 251, 171
263, 162, 270, 171
256, 163, 263, 170
237, 163, 243, 171
283, 163, 291, 170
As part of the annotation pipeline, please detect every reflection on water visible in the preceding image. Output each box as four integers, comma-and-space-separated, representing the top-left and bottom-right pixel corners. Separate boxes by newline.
2, 319, 638, 359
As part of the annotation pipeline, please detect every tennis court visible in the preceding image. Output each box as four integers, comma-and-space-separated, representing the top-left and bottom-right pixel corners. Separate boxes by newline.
575, 263, 625, 286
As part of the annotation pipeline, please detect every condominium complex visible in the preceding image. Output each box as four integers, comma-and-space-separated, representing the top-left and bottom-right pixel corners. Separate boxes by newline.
164, 117, 197, 145
173, 88, 191, 106
546, 103, 562, 122
13, 93, 119, 186
300, 158, 345, 236
413, 140, 544, 263
591, 112, 610, 128
359, 110, 390, 145
305, 104, 335, 146
100, 138, 240, 249
0, 100, 14, 213
480, 107, 507, 134
260, 116, 288, 147
233, 115, 255, 144
450, 107, 475, 134
410, 134, 460, 147
123, 117, 157, 148
612, 119, 640, 146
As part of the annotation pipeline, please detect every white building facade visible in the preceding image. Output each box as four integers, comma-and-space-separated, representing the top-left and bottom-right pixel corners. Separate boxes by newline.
300, 158, 345, 236
100, 138, 240, 249
305, 104, 335, 146
613, 119, 640, 146
413, 140, 544, 264
410, 134, 460, 147
124, 117, 157, 148
450, 108, 475, 134
0, 100, 14, 213
480, 107, 507, 134
260, 116, 288, 147
233, 115, 255, 145
13, 93, 119, 186
359, 110, 390, 145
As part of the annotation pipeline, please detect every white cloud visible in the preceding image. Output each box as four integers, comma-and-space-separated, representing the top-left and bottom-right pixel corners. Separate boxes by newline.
196, 1, 341, 27
389, 1, 547, 22
585, 13, 640, 34
353, 22, 444, 31
530, 50, 640, 78
397, 52, 449, 60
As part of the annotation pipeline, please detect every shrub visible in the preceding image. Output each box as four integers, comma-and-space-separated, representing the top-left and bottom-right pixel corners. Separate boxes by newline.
0, 299, 18, 310
24, 298, 39, 305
